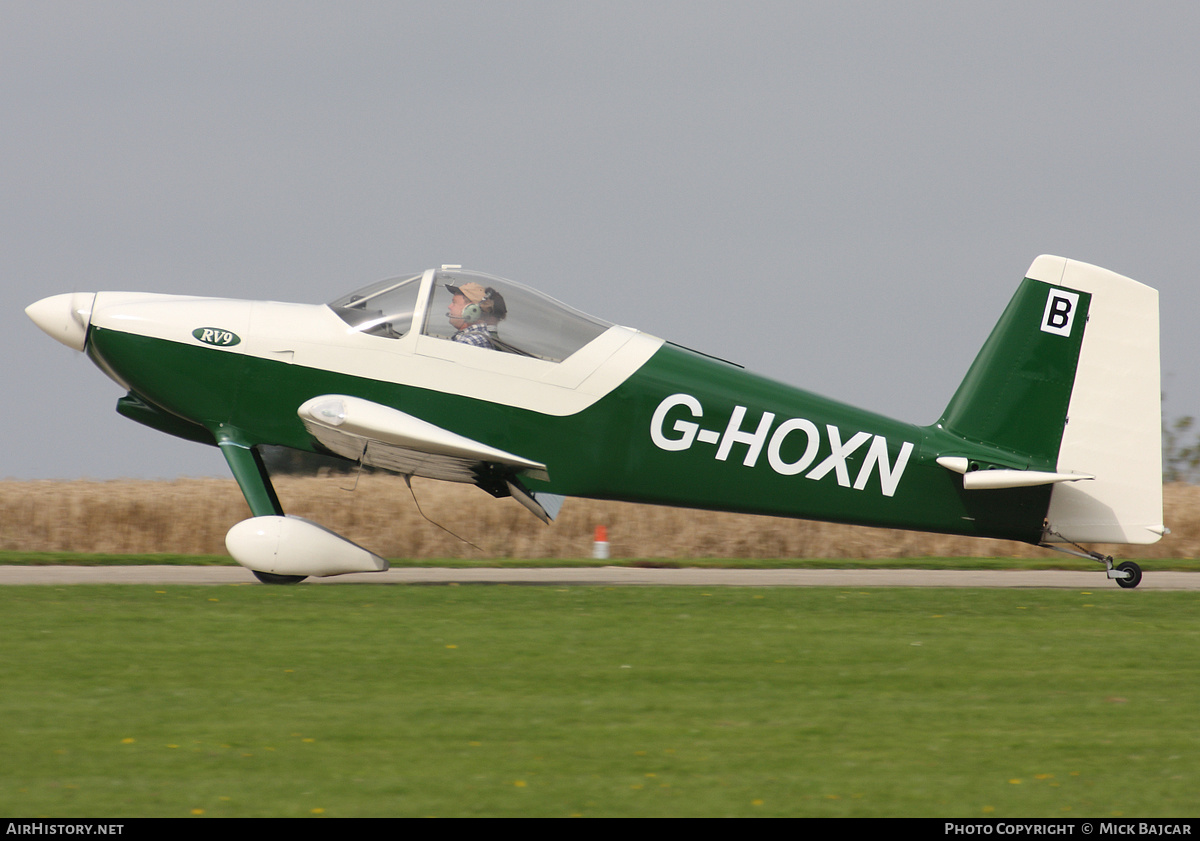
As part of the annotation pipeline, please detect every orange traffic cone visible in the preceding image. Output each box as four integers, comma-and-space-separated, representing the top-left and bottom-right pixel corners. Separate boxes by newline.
593, 525, 609, 560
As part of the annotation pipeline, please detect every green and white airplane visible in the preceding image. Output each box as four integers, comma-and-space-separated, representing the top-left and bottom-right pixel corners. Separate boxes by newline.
26, 256, 1164, 586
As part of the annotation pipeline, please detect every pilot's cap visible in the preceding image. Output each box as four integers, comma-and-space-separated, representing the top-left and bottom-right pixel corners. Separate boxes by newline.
447, 281, 507, 319
446, 281, 488, 304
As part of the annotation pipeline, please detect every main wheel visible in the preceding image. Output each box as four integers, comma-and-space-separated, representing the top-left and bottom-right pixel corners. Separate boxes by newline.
1115, 561, 1142, 589
252, 571, 307, 585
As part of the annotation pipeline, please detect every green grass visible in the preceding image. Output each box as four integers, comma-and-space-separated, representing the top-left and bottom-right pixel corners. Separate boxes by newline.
2, 585, 1199, 817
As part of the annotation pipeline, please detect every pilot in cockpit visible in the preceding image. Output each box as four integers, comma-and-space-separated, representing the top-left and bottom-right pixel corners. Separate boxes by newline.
446, 281, 507, 350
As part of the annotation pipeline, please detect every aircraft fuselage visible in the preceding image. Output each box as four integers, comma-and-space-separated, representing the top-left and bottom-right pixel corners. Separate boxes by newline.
80, 291, 1048, 544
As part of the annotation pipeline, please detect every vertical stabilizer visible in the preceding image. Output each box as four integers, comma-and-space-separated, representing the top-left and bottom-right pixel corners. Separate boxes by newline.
939, 267, 1089, 465
937, 256, 1164, 546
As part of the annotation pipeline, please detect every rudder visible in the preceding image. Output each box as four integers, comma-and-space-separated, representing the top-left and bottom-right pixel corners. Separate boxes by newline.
1033, 257, 1165, 545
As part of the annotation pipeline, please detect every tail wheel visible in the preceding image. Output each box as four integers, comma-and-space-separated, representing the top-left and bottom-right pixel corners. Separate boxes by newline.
1115, 561, 1142, 589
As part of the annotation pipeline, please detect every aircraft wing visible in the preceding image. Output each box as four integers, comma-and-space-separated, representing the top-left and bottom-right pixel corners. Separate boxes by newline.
297, 394, 562, 521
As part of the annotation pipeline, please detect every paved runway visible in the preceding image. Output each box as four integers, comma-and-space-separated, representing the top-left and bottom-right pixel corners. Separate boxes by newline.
2, 565, 1199, 589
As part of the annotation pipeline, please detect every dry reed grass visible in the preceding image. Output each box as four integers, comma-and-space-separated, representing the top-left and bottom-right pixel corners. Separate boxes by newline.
2, 477, 1197, 560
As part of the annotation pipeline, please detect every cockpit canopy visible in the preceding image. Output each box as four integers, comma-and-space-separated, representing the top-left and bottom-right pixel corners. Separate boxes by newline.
328, 268, 612, 363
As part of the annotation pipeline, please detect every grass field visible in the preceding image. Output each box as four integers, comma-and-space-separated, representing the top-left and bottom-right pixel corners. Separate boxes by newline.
3, 479, 1197, 817
2, 584, 1199, 818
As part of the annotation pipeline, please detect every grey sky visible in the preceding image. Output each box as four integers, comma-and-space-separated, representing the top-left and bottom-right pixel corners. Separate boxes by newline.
5, 1, 1198, 479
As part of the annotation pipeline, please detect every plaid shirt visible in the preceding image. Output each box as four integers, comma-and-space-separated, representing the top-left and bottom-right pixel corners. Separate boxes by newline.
452, 322, 498, 350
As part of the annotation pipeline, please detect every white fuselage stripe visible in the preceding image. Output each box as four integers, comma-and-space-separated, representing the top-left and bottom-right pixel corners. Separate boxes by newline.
89, 292, 664, 417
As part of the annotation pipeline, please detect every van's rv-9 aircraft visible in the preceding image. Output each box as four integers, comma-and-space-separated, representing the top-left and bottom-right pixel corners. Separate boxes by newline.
26, 256, 1164, 586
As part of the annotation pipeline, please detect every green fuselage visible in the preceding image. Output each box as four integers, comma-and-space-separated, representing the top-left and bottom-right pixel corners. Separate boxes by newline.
87, 323, 1050, 545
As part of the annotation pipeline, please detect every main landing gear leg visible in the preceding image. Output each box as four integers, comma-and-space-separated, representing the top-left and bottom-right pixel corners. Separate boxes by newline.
216, 435, 308, 585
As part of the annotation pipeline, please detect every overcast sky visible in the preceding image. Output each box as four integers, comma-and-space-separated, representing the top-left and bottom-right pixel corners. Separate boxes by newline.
5, 1, 1199, 480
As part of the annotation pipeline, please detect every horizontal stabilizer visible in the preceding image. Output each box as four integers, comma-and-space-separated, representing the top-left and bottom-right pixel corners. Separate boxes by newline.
937, 457, 1094, 490
298, 394, 550, 484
